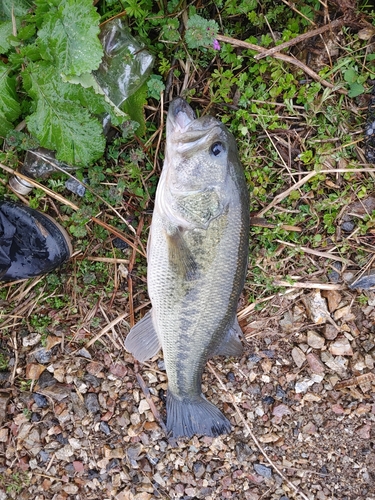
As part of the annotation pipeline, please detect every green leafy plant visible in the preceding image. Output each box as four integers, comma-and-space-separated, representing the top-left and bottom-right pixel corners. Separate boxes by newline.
0, 0, 128, 165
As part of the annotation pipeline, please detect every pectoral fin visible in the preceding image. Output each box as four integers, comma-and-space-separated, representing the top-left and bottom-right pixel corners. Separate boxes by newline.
124, 310, 161, 362
213, 316, 243, 357
167, 227, 198, 281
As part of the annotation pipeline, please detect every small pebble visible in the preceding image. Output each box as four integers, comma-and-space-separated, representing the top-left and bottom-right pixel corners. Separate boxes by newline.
106, 458, 120, 471
39, 451, 50, 463
37, 370, 57, 389
99, 421, 111, 435
112, 237, 129, 250
193, 461, 206, 479
84, 373, 101, 388
84, 392, 100, 413
275, 386, 286, 400
55, 433, 69, 445
30, 412, 42, 423
248, 353, 261, 363
33, 393, 49, 408
34, 348, 52, 364
341, 221, 355, 232
65, 177, 86, 196
157, 360, 166, 371
262, 396, 275, 405
235, 442, 252, 461
226, 372, 235, 382
254, 463, 272, 478
307, 330, 325, 349
87, 469, 100, 480
329, 337, 353, 356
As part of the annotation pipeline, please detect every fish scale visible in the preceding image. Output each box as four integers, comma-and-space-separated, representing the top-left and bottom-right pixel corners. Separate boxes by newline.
124, 97, 250, 438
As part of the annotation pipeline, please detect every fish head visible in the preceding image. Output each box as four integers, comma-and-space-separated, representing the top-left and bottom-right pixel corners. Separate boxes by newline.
164, 97, 239, 193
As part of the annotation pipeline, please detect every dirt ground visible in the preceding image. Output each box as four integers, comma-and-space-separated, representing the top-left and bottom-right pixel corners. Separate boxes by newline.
1, 3, 375, 500
0, 247, 375, 500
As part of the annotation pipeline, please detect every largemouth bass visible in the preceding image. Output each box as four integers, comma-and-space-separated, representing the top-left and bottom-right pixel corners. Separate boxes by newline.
125, 97, 250, 438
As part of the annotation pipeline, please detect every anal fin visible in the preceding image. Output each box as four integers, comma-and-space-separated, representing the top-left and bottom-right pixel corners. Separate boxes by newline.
124, 309, 161, 362
213, 316, 243, 357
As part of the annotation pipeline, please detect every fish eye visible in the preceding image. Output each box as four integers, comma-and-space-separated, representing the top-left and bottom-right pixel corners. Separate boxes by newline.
210, 142, 225, 156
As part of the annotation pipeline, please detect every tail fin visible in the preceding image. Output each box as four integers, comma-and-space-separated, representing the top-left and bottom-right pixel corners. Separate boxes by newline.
166, 392, 231, 438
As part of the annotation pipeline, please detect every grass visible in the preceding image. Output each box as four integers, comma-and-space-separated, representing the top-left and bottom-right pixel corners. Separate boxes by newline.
0, 0, 374, 339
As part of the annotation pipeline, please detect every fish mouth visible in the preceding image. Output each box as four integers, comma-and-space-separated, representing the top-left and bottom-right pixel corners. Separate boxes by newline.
167, 97, 223, 147
168, 97, 197, 131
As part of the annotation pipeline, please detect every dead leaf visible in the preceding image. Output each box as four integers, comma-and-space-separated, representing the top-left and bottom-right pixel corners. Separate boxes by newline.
25, 363, 45, 380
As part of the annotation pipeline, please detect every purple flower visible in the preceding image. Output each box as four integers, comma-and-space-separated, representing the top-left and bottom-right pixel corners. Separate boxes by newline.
212, 39, 221, 51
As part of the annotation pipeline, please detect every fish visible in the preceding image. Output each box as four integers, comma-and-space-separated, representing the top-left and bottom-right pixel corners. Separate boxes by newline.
124, 97, 250, 438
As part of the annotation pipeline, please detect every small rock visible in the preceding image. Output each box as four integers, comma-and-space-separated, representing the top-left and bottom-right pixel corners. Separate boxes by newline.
193, 461, 206, 479
22, 333, 41, 347
362, 339, 375, 352
77, 348, 92, 359
39, 450, 50, 463
112, 237, 129, 250
333, 305, 354, 321
30, 412, 42, 423
341, 221, 355, 232
138, 399, 150, 414
34, 349, 52, 364
306, 353, 325, 374
329, 337, 353, 356
321, 290, 342, 312
292, 346, 306, 368
0, 392, 10, 425
253, 463, 272, 478
100, 421, 111, 435
307, 330, 325, 349
303, 291, 331, 324
324, 324, 338, 340
55, 445, 74, 461
84, 393, 100, 413
33, 393, 49, 408
295, 374, 323, 393
321, 352, 348, 375
37, 370, 57, 389
65, 177, 86, 196
357, 423, 371, 439
235, 441, 252, 461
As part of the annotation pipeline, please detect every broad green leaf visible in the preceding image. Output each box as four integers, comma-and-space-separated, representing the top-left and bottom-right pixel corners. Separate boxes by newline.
63, 72, 128, 125
23, 62, 105, 165
0, 62, 22, 138
122, 82, 148, 136
348, 82, 364, 98
343, 68, 357, 84
0, 0, 32, 20
0, 21, 13, 53
37, 0, 103, 77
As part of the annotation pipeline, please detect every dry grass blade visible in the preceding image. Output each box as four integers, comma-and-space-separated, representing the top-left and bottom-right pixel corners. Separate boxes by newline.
86, 311, 129, 348
207, 362, 310, 500
254, 18, 345, 60
257, 171, 317, 217
135, 372, 168, 434
251, 216, 302, 232
275, 239, 354, 264
0, 162, 79, 210
237, 295, 276, 322
274, 280, 345, 290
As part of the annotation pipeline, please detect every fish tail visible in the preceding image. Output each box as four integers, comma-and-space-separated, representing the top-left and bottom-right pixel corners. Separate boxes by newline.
166, 391, 231, 438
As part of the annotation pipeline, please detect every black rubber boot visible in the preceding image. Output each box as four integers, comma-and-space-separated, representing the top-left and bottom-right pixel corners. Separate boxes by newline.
0, 201, 72, 281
